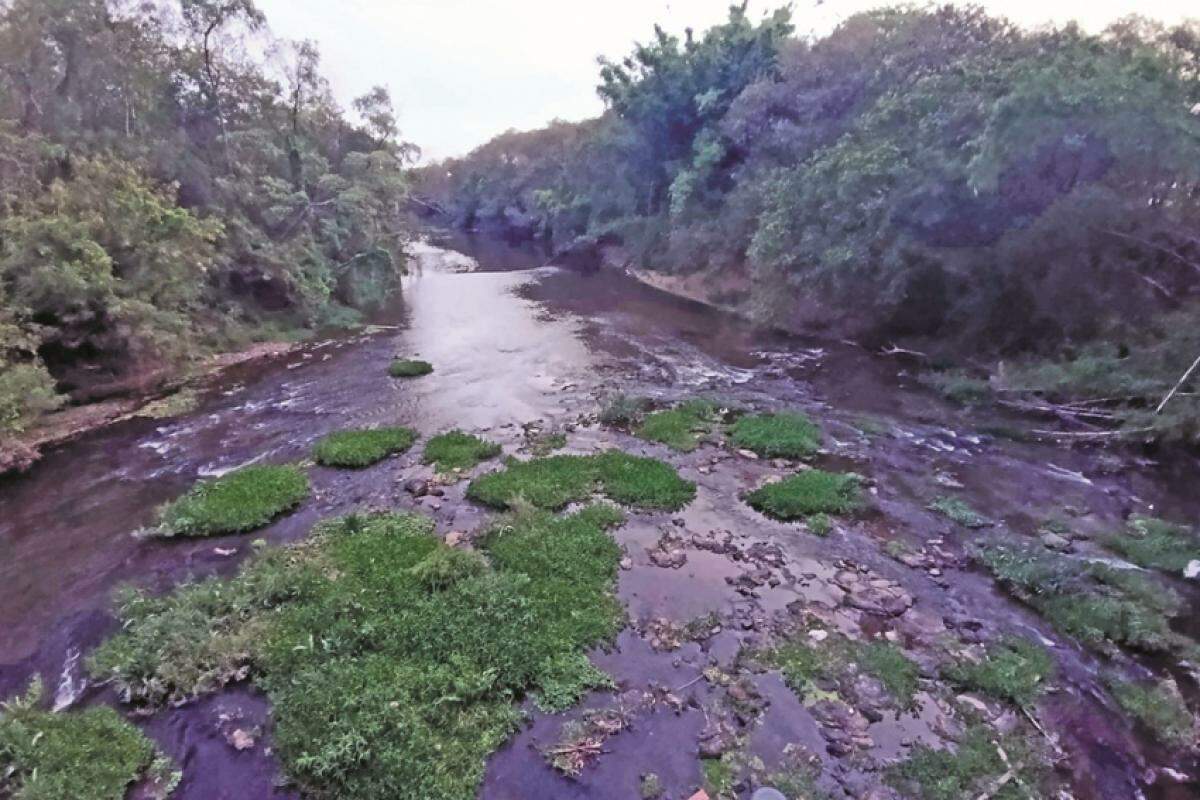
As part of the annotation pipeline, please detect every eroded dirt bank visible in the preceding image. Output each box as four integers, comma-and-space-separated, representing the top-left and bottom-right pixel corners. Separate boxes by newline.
1, 231, 1198, 800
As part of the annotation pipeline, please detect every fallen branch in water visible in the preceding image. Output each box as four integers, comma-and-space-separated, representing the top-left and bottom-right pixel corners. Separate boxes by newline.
1154, 352, 1200, 415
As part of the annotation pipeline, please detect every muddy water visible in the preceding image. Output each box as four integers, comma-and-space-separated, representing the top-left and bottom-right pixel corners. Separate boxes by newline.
1, 230, 1198, 799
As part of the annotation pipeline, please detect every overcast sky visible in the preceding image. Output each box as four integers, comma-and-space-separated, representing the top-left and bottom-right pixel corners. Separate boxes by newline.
254, 0, 1197, 162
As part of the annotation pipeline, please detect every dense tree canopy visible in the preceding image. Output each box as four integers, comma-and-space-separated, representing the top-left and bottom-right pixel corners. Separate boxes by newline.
0, 0, 415, 432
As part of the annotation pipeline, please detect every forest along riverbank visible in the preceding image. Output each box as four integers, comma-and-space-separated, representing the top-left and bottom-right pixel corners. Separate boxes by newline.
1, 233, 1198, 800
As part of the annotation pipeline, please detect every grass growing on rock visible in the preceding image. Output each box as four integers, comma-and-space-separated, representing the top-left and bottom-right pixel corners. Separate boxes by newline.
636, 399, 722, 452
0, 678, 175, 800
423, 430, 502, 472
979, 545, 1194, 655
730, 412, 822, 459
944, 638, 1055, 706
90, 506, 625, 800
889, 725, 1046, 800
388, 358, 433, 378
746, 470, 860, 524
764, 634, 920, 707
467, 452, 695, 512
1108, 678, 1196, 749
312, 426, 416, 468
1105, 515, 1200, 573
156, 464, 309, 537
929, 495, 990, 528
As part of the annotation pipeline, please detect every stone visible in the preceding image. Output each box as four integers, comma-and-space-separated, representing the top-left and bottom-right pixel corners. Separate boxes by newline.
403, 478, 429, 497
1041, 532, 1071, 552
1184, 560, 1200, 580
227, 728, 256, 751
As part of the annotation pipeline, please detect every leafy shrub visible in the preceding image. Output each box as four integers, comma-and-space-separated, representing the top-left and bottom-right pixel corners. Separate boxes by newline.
0, 361, 61, 434
746, 470, 859, 522
730, 412, 822, 458
389, 359, 434, 378
312, 427, 417, 468
157, 465, 310, 537
423, 431, 501, 471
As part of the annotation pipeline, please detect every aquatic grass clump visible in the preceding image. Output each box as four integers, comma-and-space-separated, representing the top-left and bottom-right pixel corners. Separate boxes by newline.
423, 430, 501, 471
944, 638, 1055, 706
0, 678, 175, 800
598, 393, 652, 428
636, 398, 722, 452
918, 369, 991, 406
1108, 678, 1196, 749
156, 464, 310, 537
91, 506, 626, 800
312, 426, 416, 468
388, 358, 433, 378
745, 470, 860, 524
929, 495, 990, 528
467, 452, 695, 512
889, 725, 1046, 800
1105, 515, 1200, 573
856, 640, 921, 707
730, 412, 822, 458
764, 634, 920, 707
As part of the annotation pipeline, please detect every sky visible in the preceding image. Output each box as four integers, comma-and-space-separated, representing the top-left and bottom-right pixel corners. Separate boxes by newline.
254, 0, 1197, 163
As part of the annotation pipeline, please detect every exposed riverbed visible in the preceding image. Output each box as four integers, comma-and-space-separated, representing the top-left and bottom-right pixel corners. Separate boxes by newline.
1, 232, 1198, 800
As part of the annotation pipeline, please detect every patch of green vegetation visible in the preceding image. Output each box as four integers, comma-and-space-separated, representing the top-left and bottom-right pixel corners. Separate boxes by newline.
639, 772, 664, 799
889, 725, 1045, 800
534, 652, 615, 713
769, 759, 828, 800
422, 430, 502, 472
766, 639, 829, 699
388, 359, 433, 378
467, 452, 695, 512
1105, 516, 1200, 573
156, 464, 310, 537
598, 394, 652, 428
929, 496, 990, 528
979, 545, 1192, 655
807, 512, 833, 536
746, 470, 860, 523
137, 388, 201, 420
91, 506, 626, 799
0, 678, 174, 800
851, 415, 892, 437
527, 431, 568, 457
919, 369, 991, 406
701, 755, 736, 799
1108, 678, 1195, 749
312, 426, 417, 468
857, 641, 921, 708
637, 399, 722, 452
944, 638, 1055, 706
730, 412, 822, 459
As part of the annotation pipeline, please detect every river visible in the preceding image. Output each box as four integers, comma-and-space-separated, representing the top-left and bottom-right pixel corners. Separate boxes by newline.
1, 231, 1197, 799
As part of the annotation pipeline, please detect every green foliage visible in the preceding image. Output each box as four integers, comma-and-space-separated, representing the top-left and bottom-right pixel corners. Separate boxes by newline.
598, 394, 652, 428
929, 496, 991, 528
157, 464, 310, 537
1105, 516, 1200, 573
730, 412, 822, 459
534, 652, 615, 713
312, 427, 416, 468
91, 507, 626, 799
857, 641, 921, 708
745, 470, 860, 522
1108, 678, 1196, 749
422, 430, 501, 471
527, 431, 567, 456
919, 369, 992, 405
467, 452, 695, 512
701, 755, 737, 799
765, 634, 920, 708
979, 544, 1194, 655
0, 678, 165, 800
944, 638, 1055, 706
640, 772, 664, 799
889, 725, 1045, 800
388, 359, 433, 378
0, 361, 61, 434
636, 398, 721, 452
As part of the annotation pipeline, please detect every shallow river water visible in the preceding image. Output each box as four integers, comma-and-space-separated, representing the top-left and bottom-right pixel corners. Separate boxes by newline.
1, 231, 1198, 799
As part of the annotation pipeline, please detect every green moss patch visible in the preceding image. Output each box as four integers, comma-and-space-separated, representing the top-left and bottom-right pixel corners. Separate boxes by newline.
91, 506, 625, 799
918, 369, 991, 406
1105, 516, 1200, 573
388, 359, 433, 378
764, 634, 920, 707
312, 427, 416, 468
157, 464, 310, 537
468, 452, 695, 512
598, 394, 652, 428
889, 725, 1046, 800
636, 399, 722, 452
1108, 678, 1195, 749
0, 679, 174, 800
979, 545, 1194, 655
423, 430, 502, 472
745, 470, 860, 523
730, 412, 822, 458
944, 638, 1055, 706
929, 496, 990, 528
